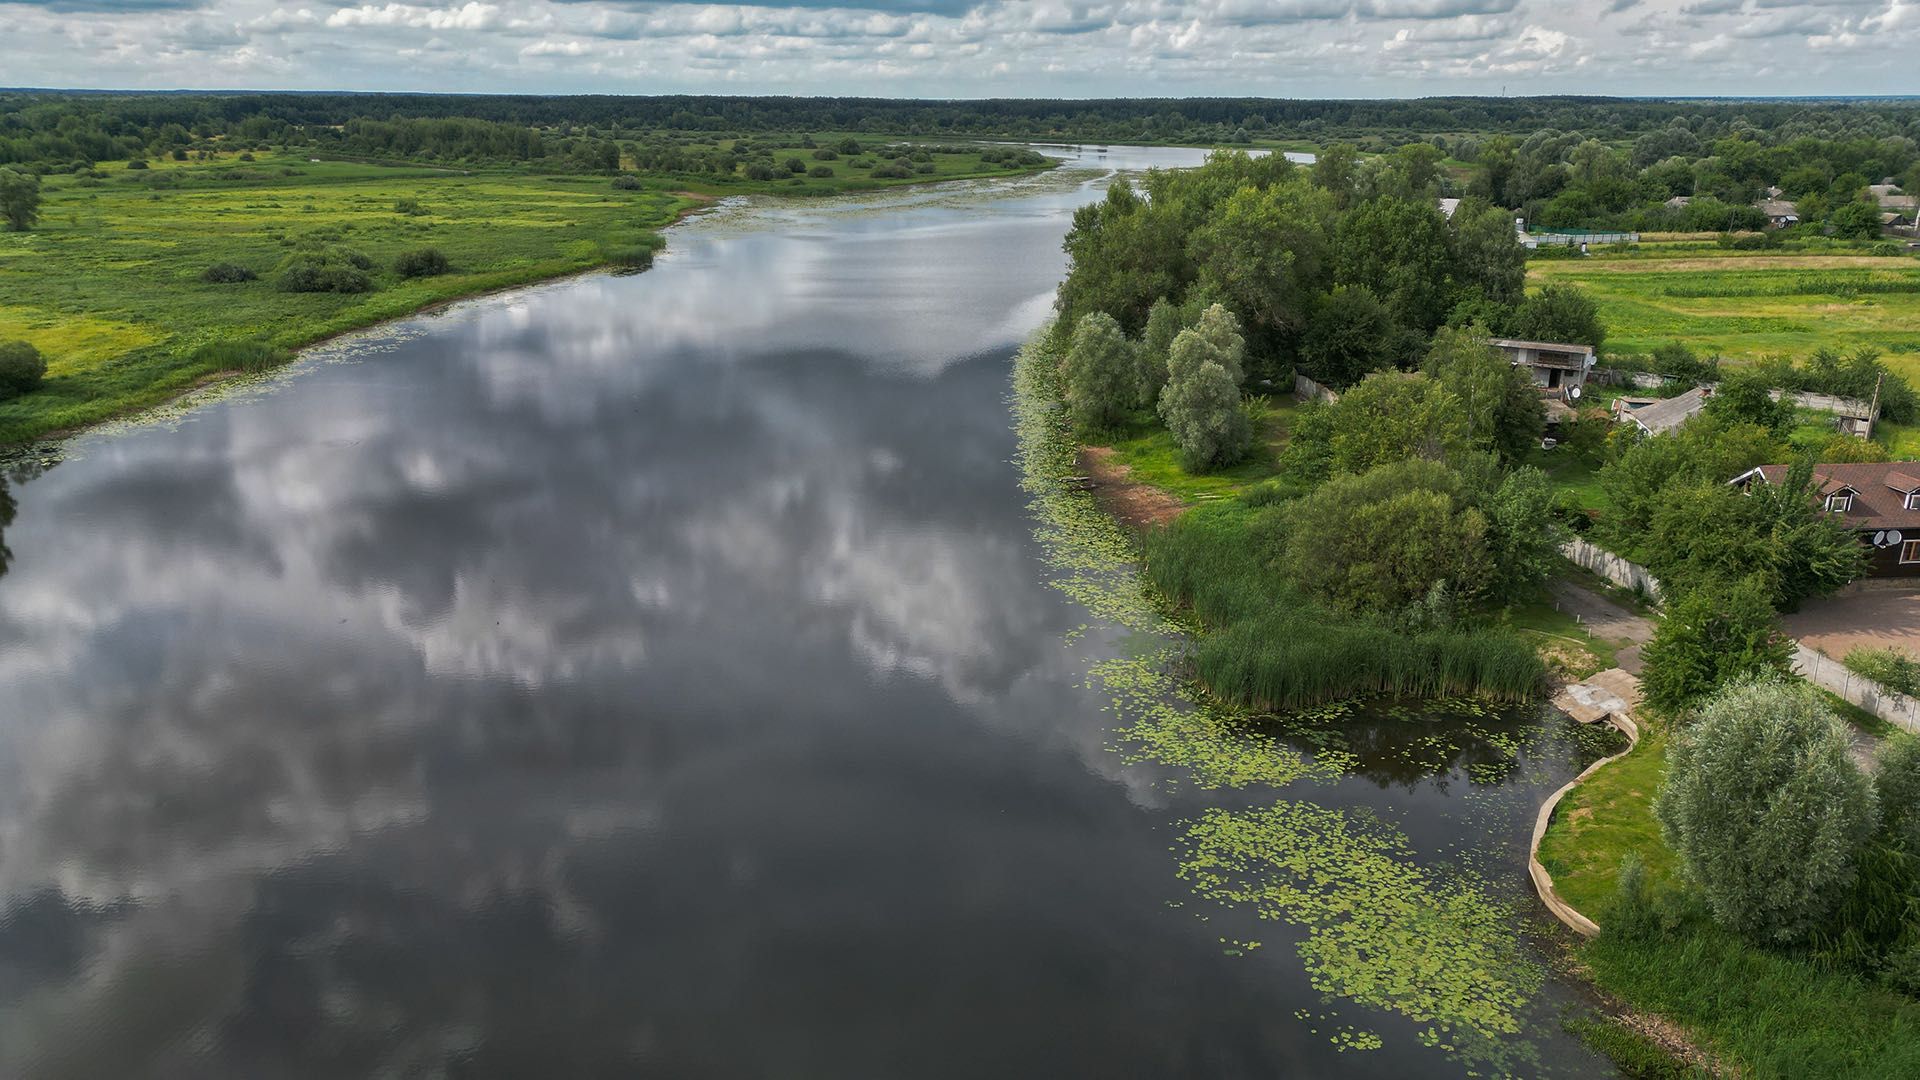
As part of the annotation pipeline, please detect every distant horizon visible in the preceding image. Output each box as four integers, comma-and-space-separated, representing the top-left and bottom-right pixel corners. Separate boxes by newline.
3, 0, 1917, 100
5, 88, 1919, 104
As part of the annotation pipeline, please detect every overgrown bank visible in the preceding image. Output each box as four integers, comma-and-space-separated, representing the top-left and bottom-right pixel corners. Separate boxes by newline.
1020, 329, 1546, 710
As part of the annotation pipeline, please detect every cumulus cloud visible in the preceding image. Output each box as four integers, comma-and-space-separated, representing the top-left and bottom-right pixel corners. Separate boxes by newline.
0, 0, 1914, 93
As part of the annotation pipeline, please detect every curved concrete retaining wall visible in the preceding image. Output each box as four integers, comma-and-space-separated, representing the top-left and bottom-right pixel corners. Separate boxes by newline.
1529, 707, 1641, 939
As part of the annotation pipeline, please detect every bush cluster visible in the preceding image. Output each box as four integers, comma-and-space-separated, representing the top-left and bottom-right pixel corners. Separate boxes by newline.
0, 339, 47, 398
200, 262, 258, 284
275, 246, 374, 293
393, 247, 449, 278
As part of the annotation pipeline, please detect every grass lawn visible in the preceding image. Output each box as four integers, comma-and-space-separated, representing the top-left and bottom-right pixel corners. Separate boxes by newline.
1538, 720, 1920, 1079
0, 143, 1055, 445
1527, 445, 1608, 513
1099, 393, 1297, 501
1536, 726, 1676, 916
1527, 247, 1920, 372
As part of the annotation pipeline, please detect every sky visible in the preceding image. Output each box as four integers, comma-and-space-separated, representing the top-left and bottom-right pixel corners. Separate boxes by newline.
2, 0, 1917, 98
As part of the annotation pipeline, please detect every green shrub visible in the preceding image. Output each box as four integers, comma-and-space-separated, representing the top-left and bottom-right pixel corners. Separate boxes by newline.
192, 338, 289, 374
393, 247, 449, 278
610, 174, 640, 190
393, 197, 428, 215
807, 164, 834, 178
274, 245, 374, 293
1639, 577, 1793, 711
200, 262, 257, 284
126, 159, 149, 170
810, 148, 837, 160
1843, 647, 1920, 697
1656, 676, 1877, 944
0, 340, 48, 398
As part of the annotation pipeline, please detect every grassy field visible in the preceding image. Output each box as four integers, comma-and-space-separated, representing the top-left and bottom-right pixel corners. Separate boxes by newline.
0, 141, 1055, 445
1098, 394, 1298, 501
1527, 246, 1920, 372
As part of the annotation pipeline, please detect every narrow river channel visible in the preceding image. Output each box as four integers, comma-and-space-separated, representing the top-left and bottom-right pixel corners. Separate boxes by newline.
0, 146, 1618, 1077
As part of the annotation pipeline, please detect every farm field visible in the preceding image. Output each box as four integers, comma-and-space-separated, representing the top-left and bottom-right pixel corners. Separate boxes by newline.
0, 141, 1056, 445
1527, 246, 1920, 376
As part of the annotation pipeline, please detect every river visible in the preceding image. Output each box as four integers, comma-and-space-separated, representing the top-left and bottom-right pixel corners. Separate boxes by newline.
0, 146, 1617, 1077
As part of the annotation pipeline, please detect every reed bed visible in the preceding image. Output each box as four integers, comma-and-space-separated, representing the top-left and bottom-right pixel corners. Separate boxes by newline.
1142, 503, 1544, 711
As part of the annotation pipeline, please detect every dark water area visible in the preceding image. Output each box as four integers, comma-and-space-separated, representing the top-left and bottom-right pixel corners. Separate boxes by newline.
0, 149, 1615, 1077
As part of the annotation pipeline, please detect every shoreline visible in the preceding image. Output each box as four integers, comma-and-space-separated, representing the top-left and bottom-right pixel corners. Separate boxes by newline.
1, 192, 725, 456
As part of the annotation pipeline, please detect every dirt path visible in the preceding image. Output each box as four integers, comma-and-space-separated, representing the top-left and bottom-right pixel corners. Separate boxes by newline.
1549, 578, 1657, 674
1077, 447, 1186, 530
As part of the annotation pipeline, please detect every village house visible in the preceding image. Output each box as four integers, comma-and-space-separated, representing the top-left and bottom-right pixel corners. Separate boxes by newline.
1730, 462, 1920, 577
1491, 338, 1595, 397
1756, 198, 1800, 228
1663, 195, 1692, 210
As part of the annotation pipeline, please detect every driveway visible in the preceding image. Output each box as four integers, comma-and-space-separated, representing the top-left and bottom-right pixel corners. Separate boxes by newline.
1784, 587, 1920, 661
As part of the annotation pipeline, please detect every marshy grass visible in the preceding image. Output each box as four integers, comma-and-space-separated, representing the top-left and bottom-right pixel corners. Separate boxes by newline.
191, 338, 292, 374
1142, 502, 1545, 710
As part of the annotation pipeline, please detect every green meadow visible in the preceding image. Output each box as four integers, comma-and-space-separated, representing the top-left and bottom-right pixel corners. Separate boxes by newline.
1527, 247, 1920, 375
0, 140, 1055, 445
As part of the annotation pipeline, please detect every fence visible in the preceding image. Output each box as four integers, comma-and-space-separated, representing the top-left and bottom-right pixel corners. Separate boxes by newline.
1293, 372, 1340, 404
1561, 538, 1664, 605
1793, 644, 1920, 735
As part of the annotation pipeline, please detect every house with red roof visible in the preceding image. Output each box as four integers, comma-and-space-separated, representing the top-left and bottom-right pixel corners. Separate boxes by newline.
1731, 462, 1920, 577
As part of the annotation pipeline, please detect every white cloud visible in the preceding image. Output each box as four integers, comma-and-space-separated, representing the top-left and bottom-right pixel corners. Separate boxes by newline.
0, 0, 1914, 94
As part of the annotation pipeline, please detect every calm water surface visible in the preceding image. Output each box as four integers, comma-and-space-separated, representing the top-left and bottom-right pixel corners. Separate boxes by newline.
0, 148, 1615, 1077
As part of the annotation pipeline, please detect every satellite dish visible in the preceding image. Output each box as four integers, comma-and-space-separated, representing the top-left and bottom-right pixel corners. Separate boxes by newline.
1892, 530, 1906, 547
1875, 531, 1889, 548
1569, 384, 1582, 401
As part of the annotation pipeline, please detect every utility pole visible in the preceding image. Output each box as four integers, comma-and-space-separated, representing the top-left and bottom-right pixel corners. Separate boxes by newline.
1868, 372, 1884, 442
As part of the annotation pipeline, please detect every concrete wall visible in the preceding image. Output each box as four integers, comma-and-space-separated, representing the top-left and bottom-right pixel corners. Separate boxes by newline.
1294, 372, 1340, 404
1794, 643, 1920, 736
1561, 538, 1665, 605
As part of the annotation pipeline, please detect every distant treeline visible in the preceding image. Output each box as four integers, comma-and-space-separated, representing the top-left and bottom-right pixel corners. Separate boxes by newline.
6, 90, 1920, 170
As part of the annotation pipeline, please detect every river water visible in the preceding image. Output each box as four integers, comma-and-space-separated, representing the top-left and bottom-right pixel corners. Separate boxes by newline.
0, 147, 1616, 1077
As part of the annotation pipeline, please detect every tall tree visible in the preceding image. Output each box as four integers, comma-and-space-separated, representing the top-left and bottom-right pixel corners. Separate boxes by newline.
0, 168, 40, 232
1061, 312, 1135, 434
1299, 285, 1392, 389
1422, 326, 1545, 463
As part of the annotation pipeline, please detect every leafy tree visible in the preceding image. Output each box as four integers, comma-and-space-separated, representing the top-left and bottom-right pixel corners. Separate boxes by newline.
1639, 577, 1794, 711
1299, 284, 1392, 389
1311, 141, 1362, 209
1056, 180, 1189, 334
1158, 327, 1248, 471
1282, 459, 1489, 614
1187, 177, 1334, 367
1061, 312, 1135, 434
1656, 677, 1877, 944
1282, 370, 1470, 481
0, 167, 41, 232
1480, 465, 1565, 603
0, 340, 47, 398
1183, 302, 1246, 387
1422, 326, 1545, 463
1447, 197, 1526, 306
1706, 366, 1794, 433
1333, 195, 1455, 333
1506, 283, 1605, 353
1599, 416, 1782, 539
1646, 465, 1864, 611
1135, 298, 1189, 408
1831, 199, 1883, 239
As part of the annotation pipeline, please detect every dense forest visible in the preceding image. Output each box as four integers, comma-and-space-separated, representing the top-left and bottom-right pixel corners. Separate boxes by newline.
6, 90, 1920, 172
